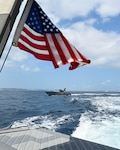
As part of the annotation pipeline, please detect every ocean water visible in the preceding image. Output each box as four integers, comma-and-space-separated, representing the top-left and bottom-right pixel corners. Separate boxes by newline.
0, 89, 120, 149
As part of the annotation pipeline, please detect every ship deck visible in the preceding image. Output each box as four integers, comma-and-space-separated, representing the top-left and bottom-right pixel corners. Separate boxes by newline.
0, 127, 119, 150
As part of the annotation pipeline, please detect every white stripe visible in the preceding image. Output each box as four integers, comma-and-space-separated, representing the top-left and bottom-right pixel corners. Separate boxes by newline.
21, 30, 46, 46
24, 24, 44, 37
56, 33, 83, 62
46, 34, 63, 66
18, 39, 49, 55
71, 45, 83, 61
55, 34, 74, 63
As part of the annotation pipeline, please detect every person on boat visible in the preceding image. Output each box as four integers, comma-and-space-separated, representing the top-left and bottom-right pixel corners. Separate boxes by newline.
59, 88, 66, 92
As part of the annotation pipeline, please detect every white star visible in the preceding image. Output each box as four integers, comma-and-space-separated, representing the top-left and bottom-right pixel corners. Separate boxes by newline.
44, 29, 47, 32
50, 29, 53, 32
45, 19, 48, 22
43, 22, 46, 25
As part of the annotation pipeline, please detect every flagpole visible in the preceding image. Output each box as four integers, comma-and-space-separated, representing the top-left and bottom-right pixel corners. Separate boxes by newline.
0, 44, 12, 73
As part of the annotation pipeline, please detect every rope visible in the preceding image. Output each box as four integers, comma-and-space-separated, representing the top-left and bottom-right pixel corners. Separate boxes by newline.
0, 45, 12, 73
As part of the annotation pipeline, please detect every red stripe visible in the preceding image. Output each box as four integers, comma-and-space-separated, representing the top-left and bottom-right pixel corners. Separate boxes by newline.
61, 33, 90, 63
60, 34, 78, 61
19, 34, 47, 50
51, 34, 68, 64
23, 27, 45, 41
44, 34, 59, 68
74, 47, 91, 63
18, 42, 51, 60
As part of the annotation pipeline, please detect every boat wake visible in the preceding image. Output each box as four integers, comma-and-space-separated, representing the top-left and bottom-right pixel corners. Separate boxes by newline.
10, 114, 73, 131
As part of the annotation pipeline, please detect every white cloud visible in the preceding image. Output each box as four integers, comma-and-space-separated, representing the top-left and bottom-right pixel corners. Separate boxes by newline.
21, 65, 40, 72
102, 80, 111, 85
9, 48, 27, 62
38, 0, 98, 19
96, 0, 120, 18
0, 46, 27, 69
38, 0, 120, 20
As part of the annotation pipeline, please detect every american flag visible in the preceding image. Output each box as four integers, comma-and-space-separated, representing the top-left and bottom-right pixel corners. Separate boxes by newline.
13, 0, 90, 70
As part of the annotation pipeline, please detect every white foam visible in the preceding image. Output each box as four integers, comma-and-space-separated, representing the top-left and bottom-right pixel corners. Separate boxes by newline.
11, 116, 40, 129
11, 114, 73, 131
92, 96, 120, 111
72, 95, 120, 149
72, 111, 120, 149
71, 93, 81, 96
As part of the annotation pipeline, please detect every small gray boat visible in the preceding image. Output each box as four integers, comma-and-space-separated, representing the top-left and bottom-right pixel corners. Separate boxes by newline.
46, 88, 71, 96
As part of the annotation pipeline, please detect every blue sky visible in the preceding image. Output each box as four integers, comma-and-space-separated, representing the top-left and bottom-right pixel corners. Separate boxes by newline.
0, 0, 120, 91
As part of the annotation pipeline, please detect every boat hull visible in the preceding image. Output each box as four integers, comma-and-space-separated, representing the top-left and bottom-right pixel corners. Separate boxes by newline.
46, 91, 71, 96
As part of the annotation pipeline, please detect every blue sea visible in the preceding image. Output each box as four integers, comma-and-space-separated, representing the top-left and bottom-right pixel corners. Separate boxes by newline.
0, 89, 120, 149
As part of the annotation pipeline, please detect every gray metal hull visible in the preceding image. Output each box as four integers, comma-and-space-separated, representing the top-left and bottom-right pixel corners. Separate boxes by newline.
46, 91, 71, 96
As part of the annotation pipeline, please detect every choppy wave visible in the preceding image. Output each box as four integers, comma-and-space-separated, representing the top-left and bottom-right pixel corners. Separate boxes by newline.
11, 114, 73, 131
